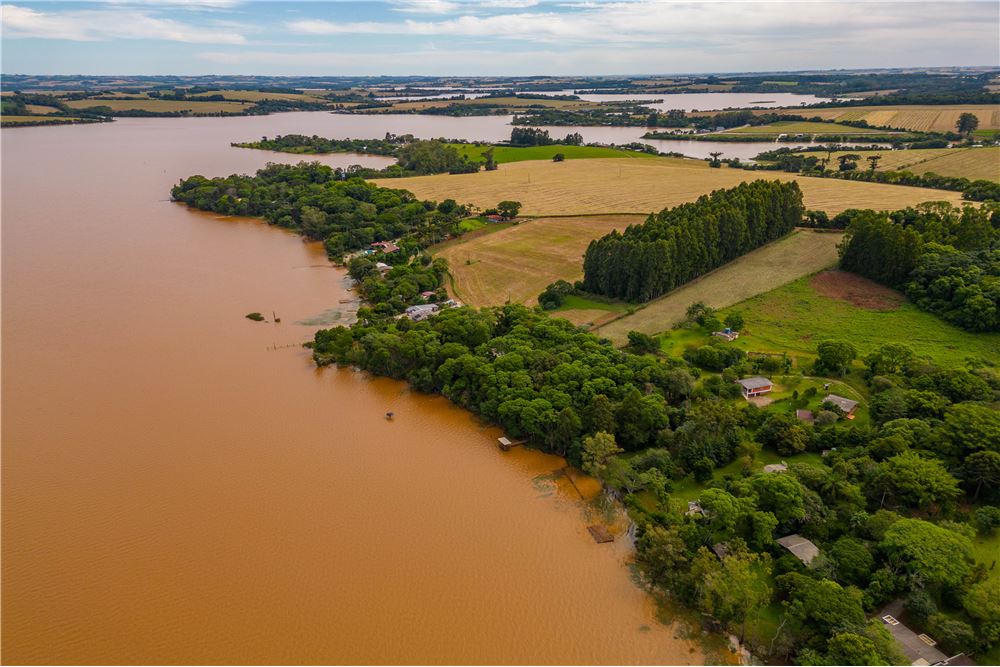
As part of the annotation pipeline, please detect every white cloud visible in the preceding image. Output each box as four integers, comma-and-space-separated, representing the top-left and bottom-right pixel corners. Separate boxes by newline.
1, 3, 246, 43
285, 1, 998, 46
391, 0, 461, 13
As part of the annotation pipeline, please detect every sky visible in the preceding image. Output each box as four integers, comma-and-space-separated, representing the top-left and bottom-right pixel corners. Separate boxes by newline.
2, 0, 999, 76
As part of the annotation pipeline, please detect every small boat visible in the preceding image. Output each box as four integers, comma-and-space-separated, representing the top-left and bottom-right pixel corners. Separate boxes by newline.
385, 411, 394, 420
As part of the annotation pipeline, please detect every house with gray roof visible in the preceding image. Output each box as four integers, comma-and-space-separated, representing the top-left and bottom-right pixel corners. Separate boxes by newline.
735, 376, 773, 399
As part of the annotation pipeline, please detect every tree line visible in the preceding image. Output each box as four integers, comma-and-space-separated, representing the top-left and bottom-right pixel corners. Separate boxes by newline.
838, 203, 1000, 331
580, 180, 804, 302
170, 161, 468, 258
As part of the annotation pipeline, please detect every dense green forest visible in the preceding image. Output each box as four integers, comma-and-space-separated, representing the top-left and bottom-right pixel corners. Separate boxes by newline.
170, 162, 468, 257
232, 133, 408, 156
581, 181, 804, 301
838, 204, 1000, 332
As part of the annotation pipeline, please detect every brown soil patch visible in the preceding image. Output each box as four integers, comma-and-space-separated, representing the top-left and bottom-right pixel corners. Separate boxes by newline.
810, 270, 905, 311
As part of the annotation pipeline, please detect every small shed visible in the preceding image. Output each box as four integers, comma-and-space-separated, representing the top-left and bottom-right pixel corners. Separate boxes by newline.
712, 328, 739, 342
823, 394, 859, 419
796, 409, 815, 423
375, 261, 392, 274
711, 542, 730, 559
776, 534, 820, 566
763, 461, 788, 474
735, 376, 773, 399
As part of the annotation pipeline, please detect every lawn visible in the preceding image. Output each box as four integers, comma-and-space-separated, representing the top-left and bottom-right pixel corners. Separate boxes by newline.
718, 272, 1000, 367
448, 143, 659, 163
594, 231, 844, 345
722, 120, 889, 135
378, 158, 965, 217
432, 214, 641, 306
788, 147, 1000, 182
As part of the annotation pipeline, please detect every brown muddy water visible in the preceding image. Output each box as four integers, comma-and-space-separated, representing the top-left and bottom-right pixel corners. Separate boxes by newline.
2, 116, 716, 663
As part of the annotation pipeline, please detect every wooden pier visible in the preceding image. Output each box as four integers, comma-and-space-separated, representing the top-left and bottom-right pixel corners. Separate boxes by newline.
497, 436, 527, 451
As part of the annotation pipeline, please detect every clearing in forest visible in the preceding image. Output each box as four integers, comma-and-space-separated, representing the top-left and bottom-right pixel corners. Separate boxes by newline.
381, 158, 964, 216
593, 231, 843, 345
433, 215, 641, 307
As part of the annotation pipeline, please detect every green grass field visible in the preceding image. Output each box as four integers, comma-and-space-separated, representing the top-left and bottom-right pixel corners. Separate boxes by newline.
595, 231, 844, 345
721, 120, 891, 135
719, 273, 1000, 367
449, 143, 659, 163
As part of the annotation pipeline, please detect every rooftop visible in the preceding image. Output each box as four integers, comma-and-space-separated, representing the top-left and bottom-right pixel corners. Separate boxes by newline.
736, 376, 772, 390
879, 601, 949, 665
776, 534, 820, 565
823, 394, 859, 413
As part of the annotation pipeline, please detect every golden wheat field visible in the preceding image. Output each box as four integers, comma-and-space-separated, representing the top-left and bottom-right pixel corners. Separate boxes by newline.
793, 147, 999, 181
594, 231, 844, 345
785, 105, 999, 132
377, 158, 965, 216
63, 99, 249, 113
434, 215, 642, 306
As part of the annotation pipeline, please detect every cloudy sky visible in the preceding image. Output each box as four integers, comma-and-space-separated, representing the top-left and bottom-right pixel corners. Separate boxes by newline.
2, 0, 998, 76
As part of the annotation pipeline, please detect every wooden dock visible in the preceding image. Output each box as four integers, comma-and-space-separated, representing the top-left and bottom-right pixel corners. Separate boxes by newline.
587, 525, 614, 544
497, 436, 527, 451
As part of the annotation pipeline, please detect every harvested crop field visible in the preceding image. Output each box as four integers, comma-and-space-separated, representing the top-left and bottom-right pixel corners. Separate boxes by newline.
809, 271, 905, 311
64, 99, 249, 113
775, 105, 999, 133
721, 120, 888, 135
434, 215, 641, 306
379, 158, 964, 216
594, 231, 843, 345
789, 147, 1000, 181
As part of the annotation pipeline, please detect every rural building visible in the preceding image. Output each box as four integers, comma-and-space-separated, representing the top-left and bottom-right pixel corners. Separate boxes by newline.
796, 409, 815, 423
370, 240, 399, 254
375, 262, 392, 274
485, 214, 505, 223
420, 290, 436, 299
711, 543, 729, 559
763, 462, 788, 474
404, 304, 439, 321
823, 394, 859, 419
736, 376, 773, 399
712, 328, 739, 342
879, 601, 950, 665
776, 534, 820, 566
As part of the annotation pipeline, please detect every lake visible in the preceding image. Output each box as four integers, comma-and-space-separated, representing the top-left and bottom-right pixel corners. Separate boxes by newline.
1, 115, 720, 663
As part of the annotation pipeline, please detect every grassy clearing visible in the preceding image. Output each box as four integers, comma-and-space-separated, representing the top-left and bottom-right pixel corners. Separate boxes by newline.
63, 99, 249, 113
789, 147, 1000, 181
553, 294, 629, 327
433, 215, 640, 306
722, 120, 889, 135
24, 104, 60, 115
448, 143, 658, 163
775, 105, 1000, 132
594, 231, 844, 345
380, 158, 965, 217
718, 273, 1000, 367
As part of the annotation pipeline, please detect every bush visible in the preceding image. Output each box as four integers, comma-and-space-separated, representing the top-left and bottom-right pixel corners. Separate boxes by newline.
245, 312, 265, 321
